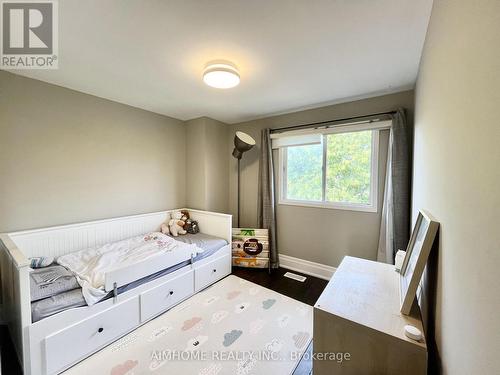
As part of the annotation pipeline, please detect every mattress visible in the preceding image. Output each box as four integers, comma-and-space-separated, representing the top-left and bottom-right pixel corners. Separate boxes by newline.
171, 233, 228, 256
31, 233, 228, 322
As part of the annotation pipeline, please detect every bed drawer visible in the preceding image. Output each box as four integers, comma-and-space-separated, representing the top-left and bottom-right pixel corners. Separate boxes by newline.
44, 297, 139, 375
195, 254, 231, 291
140, 269, 194, 322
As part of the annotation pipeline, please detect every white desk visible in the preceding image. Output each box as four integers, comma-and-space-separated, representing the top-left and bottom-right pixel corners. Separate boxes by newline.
313, 256, 427, 374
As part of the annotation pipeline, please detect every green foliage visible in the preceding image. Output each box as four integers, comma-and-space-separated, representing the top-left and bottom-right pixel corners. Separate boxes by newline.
285, 130, 372, 204
286, 143, 323, 201
325, 131, 372, 204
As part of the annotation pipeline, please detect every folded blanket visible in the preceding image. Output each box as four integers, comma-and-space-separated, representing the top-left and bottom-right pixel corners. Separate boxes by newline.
31, 289, 86, 322
30, 265, 80, 302
57, 232, 203, 306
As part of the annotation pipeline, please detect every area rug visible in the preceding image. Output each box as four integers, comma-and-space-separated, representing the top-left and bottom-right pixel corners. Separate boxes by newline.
64, 275, 313, 375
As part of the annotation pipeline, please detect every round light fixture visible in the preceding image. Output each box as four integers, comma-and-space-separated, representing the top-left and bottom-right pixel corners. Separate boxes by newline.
203, 61, 240, 89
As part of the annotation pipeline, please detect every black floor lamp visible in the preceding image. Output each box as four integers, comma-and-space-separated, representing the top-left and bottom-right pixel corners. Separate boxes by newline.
232, 131, 256, 227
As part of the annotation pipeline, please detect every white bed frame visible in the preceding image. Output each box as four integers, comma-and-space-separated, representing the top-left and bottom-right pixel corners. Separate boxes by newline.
0, 208, 232, 375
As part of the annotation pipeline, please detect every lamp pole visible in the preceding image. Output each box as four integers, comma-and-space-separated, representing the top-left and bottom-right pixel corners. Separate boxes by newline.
232, 131, 255, 229
237, 158, 241, 228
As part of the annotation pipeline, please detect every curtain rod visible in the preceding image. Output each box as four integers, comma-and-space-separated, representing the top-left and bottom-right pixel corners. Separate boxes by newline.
270, 110, 397, 133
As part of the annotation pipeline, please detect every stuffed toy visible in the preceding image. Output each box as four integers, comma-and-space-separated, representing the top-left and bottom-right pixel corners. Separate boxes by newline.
185, 219, 200, 234
180, 210, 190, 224
169, 211, 187, 236
160, 222, 170, 235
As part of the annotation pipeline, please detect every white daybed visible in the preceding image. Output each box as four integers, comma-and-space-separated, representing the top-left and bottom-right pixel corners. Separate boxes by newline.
0, 209, 232, 375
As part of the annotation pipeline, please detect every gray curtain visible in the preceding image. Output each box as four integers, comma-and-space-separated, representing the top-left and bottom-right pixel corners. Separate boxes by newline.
377, 108, 411, 263
257, 128, 279, 268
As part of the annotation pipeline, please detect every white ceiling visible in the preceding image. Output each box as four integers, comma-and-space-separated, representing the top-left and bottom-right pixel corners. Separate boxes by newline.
15, 0, 433, 124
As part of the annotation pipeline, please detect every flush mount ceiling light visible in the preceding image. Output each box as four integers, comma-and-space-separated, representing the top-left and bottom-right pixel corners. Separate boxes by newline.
203, 61, 240, 89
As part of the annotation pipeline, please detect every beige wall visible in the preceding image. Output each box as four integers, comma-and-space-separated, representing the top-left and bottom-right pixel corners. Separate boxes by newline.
0, 71, 186, 232
186, 117, 229, 213
186, 118, 207, 211
413, 0, 500, 373
229, 90, 415, 267
204, 118, 230, 213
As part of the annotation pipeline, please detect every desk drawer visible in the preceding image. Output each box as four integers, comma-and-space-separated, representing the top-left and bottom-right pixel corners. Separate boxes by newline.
140, 269, 194, 322
44, 297, 139, 375
195, 254, 231, 291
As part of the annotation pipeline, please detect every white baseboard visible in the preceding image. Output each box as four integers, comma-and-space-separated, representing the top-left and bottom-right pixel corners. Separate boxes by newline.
279, 254, 336, 281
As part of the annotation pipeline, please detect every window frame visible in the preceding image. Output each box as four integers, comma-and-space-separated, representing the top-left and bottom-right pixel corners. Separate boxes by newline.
278, 125, 382, 213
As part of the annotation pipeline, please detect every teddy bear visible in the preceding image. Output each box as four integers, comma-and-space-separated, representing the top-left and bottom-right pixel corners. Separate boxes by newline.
160, 222, 170, 235
180, 210, 190, 224
178, 210, 200, 233
169, 211, 187, 236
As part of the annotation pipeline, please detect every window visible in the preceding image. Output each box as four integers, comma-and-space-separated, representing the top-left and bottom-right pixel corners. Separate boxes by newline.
279, 128, 379, 212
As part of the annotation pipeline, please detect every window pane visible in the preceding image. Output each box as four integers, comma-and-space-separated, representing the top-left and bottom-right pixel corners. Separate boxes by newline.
325, 130, 372, 204
286, 143, 323, 201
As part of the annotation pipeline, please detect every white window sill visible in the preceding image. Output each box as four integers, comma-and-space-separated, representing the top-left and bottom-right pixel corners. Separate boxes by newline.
278, 199, 378, 213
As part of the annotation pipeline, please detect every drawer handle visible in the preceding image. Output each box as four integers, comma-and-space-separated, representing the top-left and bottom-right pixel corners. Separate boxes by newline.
213, 269, 217, 273
98, 327, 104, 333
169, 290, 174, 296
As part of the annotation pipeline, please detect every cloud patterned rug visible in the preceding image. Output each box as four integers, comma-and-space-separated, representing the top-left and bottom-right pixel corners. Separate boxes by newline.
63, 275, 313, 375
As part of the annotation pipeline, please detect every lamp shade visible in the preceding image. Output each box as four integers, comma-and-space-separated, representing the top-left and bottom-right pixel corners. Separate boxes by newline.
232, 131, 256, 159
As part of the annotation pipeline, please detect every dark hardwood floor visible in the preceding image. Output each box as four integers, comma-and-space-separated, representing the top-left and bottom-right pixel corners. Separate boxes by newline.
0, 267, 327, 375
233, 266, 328, 375
232, 266, 328, 306
1, 325, 23, 375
